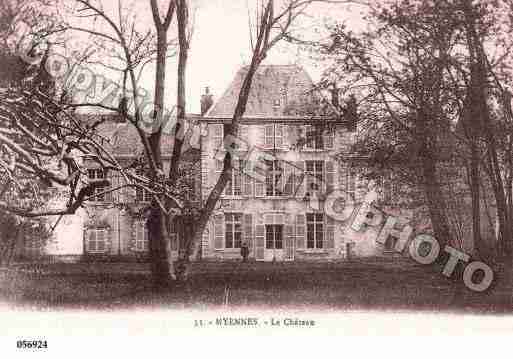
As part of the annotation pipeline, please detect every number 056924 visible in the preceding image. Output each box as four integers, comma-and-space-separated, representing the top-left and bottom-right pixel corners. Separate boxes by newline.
16, 340, 48, 349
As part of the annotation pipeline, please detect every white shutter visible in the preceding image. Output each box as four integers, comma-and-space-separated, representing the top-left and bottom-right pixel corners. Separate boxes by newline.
304, 125, 313, 150
283, 161, 294, 196
325, 161, 335, 193
239, 125, 249, 151
325, 216, 335, 249
213, 124, 223, 148
257, 125, 265, 149
243, 214, 253, 250
275, 124, 284, 149
284, 218, 294, 261
135, 223, 142, 251
255, 224, 265, 261
85, 230, 92, 253
255, 171, 265, 197
213, 214, 224, 250
243, 170, 253, 197
239, 124, 248, 138
264, 124, 273, 149
324, 127, 335, 150
294, 161, 305, 199
98, 229, 106, 252
295, 214, 306, 250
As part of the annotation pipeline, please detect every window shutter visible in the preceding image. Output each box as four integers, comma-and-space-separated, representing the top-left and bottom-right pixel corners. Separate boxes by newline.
282, 125, 290, 149
294, 161, 305, 198
213, 124, 223, 149
135, 223, 141, 241
85, 230, 91, 252
255, 173, 265, 197
304, 125, 312, 150
243, 172, 253, 197
284, 222, 294, 261
325, 161, 335, 193
324, 128, 335, 150
104, 171, 112, 202
215, 157, 223, 173
240, 124, 248, 139
264, 125, 273, 149
213, 214, 224, 250
257, 125, 265, 149
275, 125, 284, 149
243, 214, 253, 249
283, 161, 294, 196
238, 125, 249, 152
325, 216, 335, 249
98, 229, 106, 252
255, 224, 265, 261
295, 214, 306, 249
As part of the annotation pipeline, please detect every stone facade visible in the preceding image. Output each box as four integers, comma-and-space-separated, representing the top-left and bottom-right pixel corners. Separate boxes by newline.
198, 65, 386, 261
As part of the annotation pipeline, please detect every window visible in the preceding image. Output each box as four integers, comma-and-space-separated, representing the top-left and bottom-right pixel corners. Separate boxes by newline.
134, 221, 149, 252
225, 160, 243, 196
305, 160, 324, 194
305, 125, 324, 150
265, 224, 283, 249
306, 213, 324, 249
265, 160, 283, 197
264, 124, 284, 149
304, 125, 334, 150
225, 213, 243, 249
87, 168, 109, 202
88, 228, 107, 253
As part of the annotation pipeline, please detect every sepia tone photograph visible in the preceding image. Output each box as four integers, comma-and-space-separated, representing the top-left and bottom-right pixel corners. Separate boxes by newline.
0, 0, 513, 353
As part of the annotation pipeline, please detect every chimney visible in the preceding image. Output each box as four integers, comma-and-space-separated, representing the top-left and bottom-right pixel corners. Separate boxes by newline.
200, 86, 213, 116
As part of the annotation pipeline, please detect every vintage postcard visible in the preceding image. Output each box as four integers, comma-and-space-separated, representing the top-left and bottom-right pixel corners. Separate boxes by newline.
0, 0, 512, 356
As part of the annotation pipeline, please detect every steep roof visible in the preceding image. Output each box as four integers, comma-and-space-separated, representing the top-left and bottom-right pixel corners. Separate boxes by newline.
76, 114, 200, 158
206, 64, 315, 118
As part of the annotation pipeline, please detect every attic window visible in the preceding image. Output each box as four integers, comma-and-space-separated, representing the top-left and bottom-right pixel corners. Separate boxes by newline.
273, 99, 281, 107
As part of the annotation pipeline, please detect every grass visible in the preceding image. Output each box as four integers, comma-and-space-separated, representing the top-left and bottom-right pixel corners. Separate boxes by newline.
0, 258, 511, 312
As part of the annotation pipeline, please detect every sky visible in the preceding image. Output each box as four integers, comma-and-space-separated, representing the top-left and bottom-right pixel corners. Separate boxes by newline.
59, 0, 367, 114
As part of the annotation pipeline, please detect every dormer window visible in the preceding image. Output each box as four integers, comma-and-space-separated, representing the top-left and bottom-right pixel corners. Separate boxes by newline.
273, 99, 281, 108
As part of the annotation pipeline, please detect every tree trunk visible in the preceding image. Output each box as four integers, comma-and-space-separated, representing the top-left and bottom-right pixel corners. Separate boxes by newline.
147, 9, 174, 286
422, 154, 451, 251
468, 147, 485, 258
148, 204, 175, 288
168, 0, 189, 185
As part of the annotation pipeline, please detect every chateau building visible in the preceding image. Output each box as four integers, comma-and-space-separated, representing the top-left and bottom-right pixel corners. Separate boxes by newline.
197, 64, 381, 261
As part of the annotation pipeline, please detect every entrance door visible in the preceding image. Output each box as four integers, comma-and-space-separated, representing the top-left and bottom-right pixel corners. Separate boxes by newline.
264, 224, 284, 261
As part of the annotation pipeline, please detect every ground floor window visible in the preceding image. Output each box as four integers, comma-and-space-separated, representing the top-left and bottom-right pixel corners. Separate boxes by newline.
265, 224, 283, 249
306, 213, 324, 249
88, 228, 108, 253
134, 221, 149, 252
225, 213, 242, 249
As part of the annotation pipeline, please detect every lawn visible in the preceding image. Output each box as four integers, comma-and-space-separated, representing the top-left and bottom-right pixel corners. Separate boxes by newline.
0, 258, 510, 312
